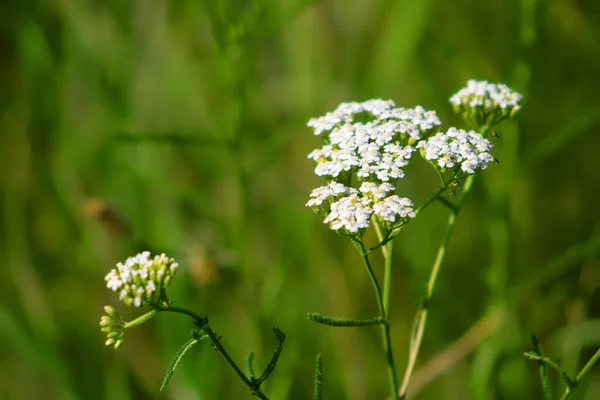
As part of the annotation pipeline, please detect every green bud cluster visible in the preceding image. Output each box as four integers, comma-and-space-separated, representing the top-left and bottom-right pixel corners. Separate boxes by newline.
100, 306, 125, 350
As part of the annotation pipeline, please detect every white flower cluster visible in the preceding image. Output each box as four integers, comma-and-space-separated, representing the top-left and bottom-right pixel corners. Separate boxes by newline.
417, 128, 494, 174
307, 100, 440, 182
105, 251, 179, 307
450, 79, 522, 117
307, 181, 415, 233
306, 99, 442, 234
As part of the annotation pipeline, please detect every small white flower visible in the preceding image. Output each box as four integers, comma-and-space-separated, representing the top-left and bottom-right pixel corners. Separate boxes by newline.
373, 196, 416, 223
417, 128, 494, 174
324, 194, 373, 233
359, 182, 395, 199
306, 182, 353, 207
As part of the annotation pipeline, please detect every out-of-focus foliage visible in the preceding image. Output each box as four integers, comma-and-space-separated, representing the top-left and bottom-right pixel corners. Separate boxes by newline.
1, 0, 600, 399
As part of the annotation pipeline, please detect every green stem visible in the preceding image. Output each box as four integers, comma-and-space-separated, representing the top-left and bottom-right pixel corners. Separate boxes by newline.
414, 181, 453, 216
383, 240, 393, 318
560, 348, 600, 400
153, 304, 269, 400
398, 125, 491, 398
398, 174, 476, 399
531, 335, 553, 400
122, 310, 156, 329
353, 240, 385, 317
354, 238, 399, 399
540, 361, 553, 400
367, 181, 455, 255
383, 238, 399, 398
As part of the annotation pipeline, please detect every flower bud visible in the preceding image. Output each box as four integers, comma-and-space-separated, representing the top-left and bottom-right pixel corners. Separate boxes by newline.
104, 306, 121, 320
100, 316, 116, 327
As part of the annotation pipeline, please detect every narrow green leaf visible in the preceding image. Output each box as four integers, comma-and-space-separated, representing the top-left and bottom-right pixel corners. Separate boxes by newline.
256, 327, 286, 386
308, 313, 384, 327
314, 353, 323, 400
247, 352, 256, 380
159, 337, 200, 393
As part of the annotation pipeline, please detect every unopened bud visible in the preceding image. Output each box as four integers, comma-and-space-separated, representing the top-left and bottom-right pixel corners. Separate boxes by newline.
104, 306, 121, 320
100, 316, 116, 327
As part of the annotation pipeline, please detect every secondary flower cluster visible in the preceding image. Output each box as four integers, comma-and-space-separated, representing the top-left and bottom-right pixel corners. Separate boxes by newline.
450, 79, 522, 126
417, 128, 494, 174
307, 181, 415, 233
105, 251, 179, 307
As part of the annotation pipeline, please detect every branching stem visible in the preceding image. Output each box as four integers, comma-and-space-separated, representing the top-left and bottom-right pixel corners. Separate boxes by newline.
399, 173, 476, 399
153, 304, 270, 400
398, 125, 490, 399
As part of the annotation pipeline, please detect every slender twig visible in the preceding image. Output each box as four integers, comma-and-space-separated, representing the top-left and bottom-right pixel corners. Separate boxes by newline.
367, 181, 454, 255
530, 335, 553, 400
560, 348, 600, 400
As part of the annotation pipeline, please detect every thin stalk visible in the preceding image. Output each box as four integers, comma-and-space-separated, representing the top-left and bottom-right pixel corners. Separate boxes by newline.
530, 335, 553, 400
375, 220, 400, 397
354, 238, 399, 398
382, 240, 394, 318
367, 181, 454, 256
414, 181, 453, 216
539, 361, 553, 400
154, 304, 269, 400
398, 174, 476, 399
560, 348, 600, 400
382, 238, 399, 398
353, 240, 385, 317
398, 124, 491, 398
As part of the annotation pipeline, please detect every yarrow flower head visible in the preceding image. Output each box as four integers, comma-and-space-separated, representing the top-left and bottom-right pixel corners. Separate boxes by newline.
311, 182, 415, 234
450, 79, 522, 127
307, 99, 440, 181
417, 128, 494, 174
305, 99, 438, 235
105, 251, 179, 307
306, 180, 415, 235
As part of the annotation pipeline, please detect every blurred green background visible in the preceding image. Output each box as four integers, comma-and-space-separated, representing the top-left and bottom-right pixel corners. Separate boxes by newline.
2, 0, 600, 399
